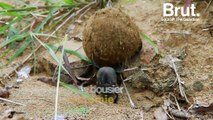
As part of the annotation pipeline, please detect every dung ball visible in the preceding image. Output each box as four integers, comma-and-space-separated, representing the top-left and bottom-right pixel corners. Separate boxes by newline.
83, 8, 142, 67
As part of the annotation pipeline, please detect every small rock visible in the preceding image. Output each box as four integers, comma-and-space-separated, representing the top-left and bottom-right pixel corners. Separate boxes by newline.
199, 75, 209, 81
0, 88, 10, 98
17, 66, 31, 79
205, 56, 213, 65
208, 74, 213, 79
131, 71, 151, 89
141, 100, 155, 112
193, 81, 204, 92
16, 79, 23, 84
154, 107, 168, 120
143, 91, 155, 100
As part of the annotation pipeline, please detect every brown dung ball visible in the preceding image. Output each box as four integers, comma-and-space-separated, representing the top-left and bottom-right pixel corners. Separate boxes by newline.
83, 8, 142, 67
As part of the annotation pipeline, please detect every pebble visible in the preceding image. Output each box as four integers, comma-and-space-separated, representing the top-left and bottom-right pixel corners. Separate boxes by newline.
193, 81, 204, 92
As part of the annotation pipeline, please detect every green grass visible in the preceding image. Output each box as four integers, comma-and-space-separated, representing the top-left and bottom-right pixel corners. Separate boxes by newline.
47, 44, 92, 63
0, 0, 81, 66
141, 32, 160, 54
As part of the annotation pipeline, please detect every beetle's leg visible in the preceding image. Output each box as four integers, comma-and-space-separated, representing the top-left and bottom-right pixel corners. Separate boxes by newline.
113, 93, 119, 103
78, 64, 94, 78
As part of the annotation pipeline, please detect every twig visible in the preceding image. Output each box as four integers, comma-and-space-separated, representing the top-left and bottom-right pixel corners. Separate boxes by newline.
76, 76, 90, 81
120, 74, 137, 108
205, 0, 213, 13
3, 73, 12, 80
168, 56, 189, 103
70, 64, 92, 70
170, 93, 181, 111
162, 106, 174, 120
163, 30, 191, 35
202, 26, 213, 31
78, 7, 92, 20
122, 67, 139, 72
122, 67, 159, 72
0, 97, 26, 106
123, 77, 132, 82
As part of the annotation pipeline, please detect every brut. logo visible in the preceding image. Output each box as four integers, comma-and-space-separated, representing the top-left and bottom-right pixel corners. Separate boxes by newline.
163, 3, 200, 17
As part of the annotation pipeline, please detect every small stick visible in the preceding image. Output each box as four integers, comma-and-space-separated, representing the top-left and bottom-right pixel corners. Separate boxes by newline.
70, 64, 92, 70
202, 27, 213, 31
120, 75, 137, 108
162, 106, 174, 120
122, 67, 139, 72
169, 56, 189, 103
0, 97, 26, 106
78, 7, 92, 20
170, 94, 181, 111
76, 76, 90, 81
3, 73, 12, 80
163, 30, 191, 35
123, 77, 132, 82
205, 0, 213, 13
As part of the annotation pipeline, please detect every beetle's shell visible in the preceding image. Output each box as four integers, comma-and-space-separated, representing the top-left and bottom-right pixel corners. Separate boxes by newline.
83, 8, 142, 67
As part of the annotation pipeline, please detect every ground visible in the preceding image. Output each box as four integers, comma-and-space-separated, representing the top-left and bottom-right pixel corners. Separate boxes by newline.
0, 0, 212, 120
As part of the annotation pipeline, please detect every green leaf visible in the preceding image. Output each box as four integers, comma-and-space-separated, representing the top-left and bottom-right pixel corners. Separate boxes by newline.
0, 2, 14, 9
63, 0, 75, 4
141, 32, 159, 54
47, 44, 92, 63
0, 32, 29, 48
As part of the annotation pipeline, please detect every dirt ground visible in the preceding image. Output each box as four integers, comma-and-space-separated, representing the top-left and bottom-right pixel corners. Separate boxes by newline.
0, 0, 213, 120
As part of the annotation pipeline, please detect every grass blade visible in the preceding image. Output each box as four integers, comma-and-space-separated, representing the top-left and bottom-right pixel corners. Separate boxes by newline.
47, 44, 91, 63
0, 2, 14, 9
0, 17, 22, 34
6, 8, 59, 65
140, 32, 159, 54
63, 0, 75, 4
7, 38, 32, 64
54, 46, 64, 120
0, 32, 29, 48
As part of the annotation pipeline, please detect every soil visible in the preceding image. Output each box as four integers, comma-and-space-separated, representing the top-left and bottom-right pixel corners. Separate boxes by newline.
0, 0, 213, 120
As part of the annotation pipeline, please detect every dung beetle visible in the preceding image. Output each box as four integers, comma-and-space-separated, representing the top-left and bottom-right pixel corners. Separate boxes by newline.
96, 67, 120, 103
